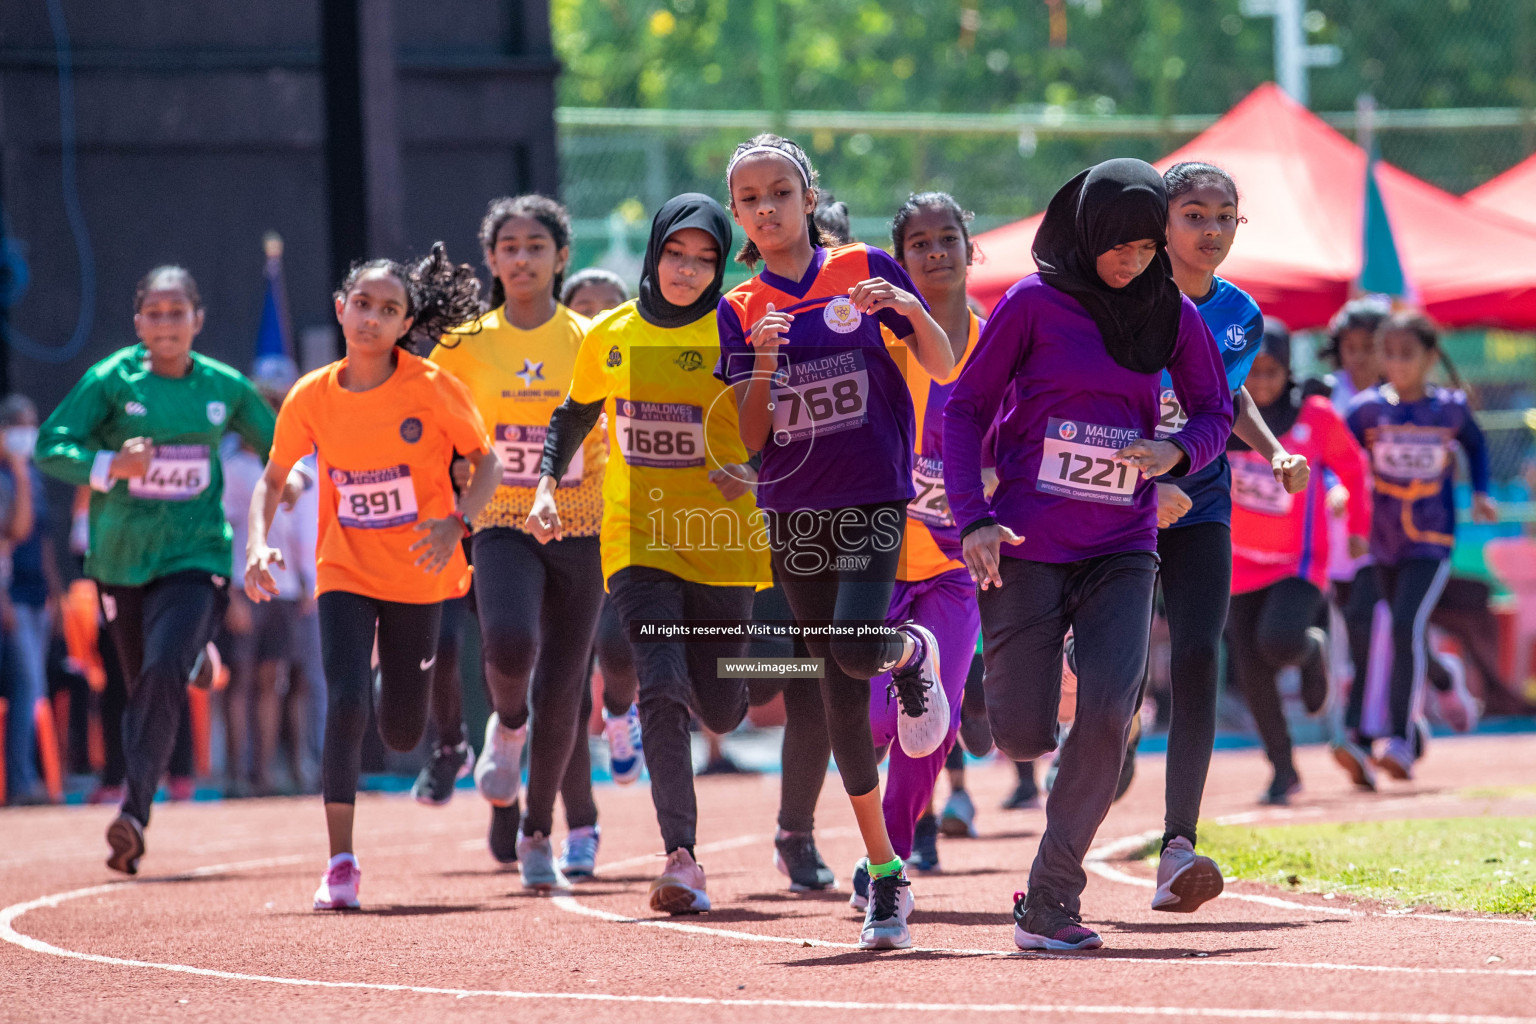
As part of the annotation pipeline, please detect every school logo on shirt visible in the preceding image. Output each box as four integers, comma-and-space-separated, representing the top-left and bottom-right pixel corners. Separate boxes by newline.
606, 346, 623, 368
516, 359, 545, 388
1057, 421, 1078, 441
823, 296, 862, 334
206, 401, 226, 426
675, 350, 703, 372
125, 401, 147, 417
400, 417, 423, 443
1224, 324, 1248, 350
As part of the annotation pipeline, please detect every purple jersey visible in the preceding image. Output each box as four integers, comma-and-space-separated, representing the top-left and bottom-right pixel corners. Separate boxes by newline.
1345, 385, 1489, 565
942, 274, 1233, 563
715, 244, 924, 512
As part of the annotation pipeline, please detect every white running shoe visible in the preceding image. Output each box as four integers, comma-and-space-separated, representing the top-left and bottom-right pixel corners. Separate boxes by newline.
1151, 836, 1224, 913
858, 869, 914, 950
889, 623, 949, 759
1432, 652, 1479, 734
474, 712, 526, 807
603, 704, 644, 785
517, 831, 570, 892
559, 825, 600, 882
648, 848, 710, 914
313, 855, 361, 910
848, 856, 871, 910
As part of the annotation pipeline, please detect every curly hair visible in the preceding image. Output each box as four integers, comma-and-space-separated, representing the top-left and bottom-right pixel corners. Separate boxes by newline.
479, 194, 573, 309
335, 242, 482, 351
725, 133, 836, 268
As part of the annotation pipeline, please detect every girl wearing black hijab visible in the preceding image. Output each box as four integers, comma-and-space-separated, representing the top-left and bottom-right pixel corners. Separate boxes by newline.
532, 194, 768, 915
942, 159, 1234, 950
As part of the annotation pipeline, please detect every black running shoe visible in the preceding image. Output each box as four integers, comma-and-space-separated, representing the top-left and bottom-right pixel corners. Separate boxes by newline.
1013, 890, 1102, 951
772, 830, 836, 891
488, 801, 521, 865
906, 813, 940, 873
412, 739, 473, 807
1260, 767, 1301, 806
957, 703, 994, 758
106, 813, 145, 875
1002, 761, 1040, 810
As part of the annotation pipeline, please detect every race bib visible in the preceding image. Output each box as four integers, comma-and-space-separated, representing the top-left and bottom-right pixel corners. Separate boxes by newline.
1373, 427, 1447, 480
331, 465, 420, 529
495, 424, 583, 488
1155, 388, 1187, 440
908, 453, 952, 528
770, 350, 869, 443
1037, 418, 1140, 506
1231, 453, 1293, 516
615, 400, 705, 469
128, 444, 210, 501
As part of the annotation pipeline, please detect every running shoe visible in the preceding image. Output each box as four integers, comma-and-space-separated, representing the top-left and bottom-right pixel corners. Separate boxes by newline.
516, 831, 570, 892
1013, 890, 1102, 951
1431, 652, 1479, 734
603, 704, 644, 785
474, 712, 526, 807
488, 802, 521, 865
940, 789, 978, 838
313, 855, 361, 910
957, 702, 993, 758
1331, 739, 1378, 791
1260, 767, 1302, 805
1372, 737, 1415, 781
105, 813, 145, 875
849, 857, 871, 911
411, 739, 474, 807
88, 783, 125, 806
559, 825, 600, 882
906, 813, 940, 873
698, 754, 755, 775
858, 870, 914, 950
648, 848, 710, 914
1300, 626, 1332, 716
1151, 836, 1224, 913
889, 623, 949, 759
773, 830, 836, 891
1002, 763, 1041, 810
166, 776, 195, 801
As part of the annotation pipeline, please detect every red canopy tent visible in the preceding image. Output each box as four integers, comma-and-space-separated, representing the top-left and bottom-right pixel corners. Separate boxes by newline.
1465, 155, 1536, 229
969, 84, 1536, 330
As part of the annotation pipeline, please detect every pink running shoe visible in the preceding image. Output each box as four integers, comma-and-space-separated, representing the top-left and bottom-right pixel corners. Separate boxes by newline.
648, 848, 710, 914
313, 856, 361, 910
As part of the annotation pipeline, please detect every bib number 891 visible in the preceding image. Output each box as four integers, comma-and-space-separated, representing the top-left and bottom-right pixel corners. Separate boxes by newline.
349, 488, 404, 519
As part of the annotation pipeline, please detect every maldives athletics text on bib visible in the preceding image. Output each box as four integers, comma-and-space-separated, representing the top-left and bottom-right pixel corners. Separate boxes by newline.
615, 399, 706, 469
1037, 417, 1139, 506
908, 453, 953, 527
770, 349, 870, 443
332, 465, 420, 529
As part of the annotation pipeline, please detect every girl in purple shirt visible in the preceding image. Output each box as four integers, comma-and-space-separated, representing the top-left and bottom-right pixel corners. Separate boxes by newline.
942, 159, 1232, 951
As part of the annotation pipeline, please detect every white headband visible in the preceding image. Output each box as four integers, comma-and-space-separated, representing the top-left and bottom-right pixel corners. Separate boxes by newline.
726, 146, 810, 188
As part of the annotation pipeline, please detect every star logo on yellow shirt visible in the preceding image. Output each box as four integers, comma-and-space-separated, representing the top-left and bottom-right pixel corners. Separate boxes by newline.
516, 359, 545, 388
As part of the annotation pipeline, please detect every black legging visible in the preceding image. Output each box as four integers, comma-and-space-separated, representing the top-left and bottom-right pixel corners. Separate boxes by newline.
766, 502, 905, 800
1226, 577, 1326, 777
317, 591, 442, 805
427, 593, 473, 749
1155, 521, 1230, 847
1335, 566, 1378, 738
1375, 558, 1452, 744
593, 596, 638, 716
472, 528, 604, 837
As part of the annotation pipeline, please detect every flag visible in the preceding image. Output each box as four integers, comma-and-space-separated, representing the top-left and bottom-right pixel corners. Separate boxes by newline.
252, 232, 298, 393
1359, 152, 1409, 298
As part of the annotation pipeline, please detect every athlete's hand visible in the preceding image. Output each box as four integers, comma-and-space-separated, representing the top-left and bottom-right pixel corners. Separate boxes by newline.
709, 463, 757, 501
848, 277, 922, 318
525, 477, 564, 543
1156, 483, 1192, 529
749, 303, 793, 366
962, 523, 1025, 592
1114, 438, 1186, 479
1326, 483, 1350, 516
1273, 451, 1309, 494
1472, 492, 1499, 525
410, 518, 462, 573
244, 545, 285, 602
110, 437, 153, 479
1348, 535, 1370, 560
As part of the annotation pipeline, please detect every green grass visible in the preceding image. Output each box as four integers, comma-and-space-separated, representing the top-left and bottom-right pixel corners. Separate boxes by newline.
1169, 817, 1536, 916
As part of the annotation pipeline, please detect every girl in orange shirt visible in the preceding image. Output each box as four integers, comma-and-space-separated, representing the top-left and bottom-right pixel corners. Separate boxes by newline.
245, 245, 501, 910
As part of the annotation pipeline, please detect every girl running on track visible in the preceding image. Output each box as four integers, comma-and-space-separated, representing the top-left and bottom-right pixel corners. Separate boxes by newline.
247, 245, 497, 910
1343, 312, 1496, 780
529, 193, 767, 912
944, 159, 1233, 951
848, 192, 983, 899
1142, 161, 1308, 914
1226, 318, 1370, 804
429, 195, 608, 887
37, 266, 279, 875
716, 134, 958, 949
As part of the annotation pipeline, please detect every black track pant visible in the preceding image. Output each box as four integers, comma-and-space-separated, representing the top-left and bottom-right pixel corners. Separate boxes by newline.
318, 591, 441, 805
1375, 558, 1452, 744
608, 566, 754, 852
746, 582, 832, 834
1154, 521, 1230, 847
1226, 578, 1326, 777
100, 571, 227, 826
472, 528, 604, 837
767, 502, 906, 800
427, 593, 472, 749
1336, 567, 1379, 737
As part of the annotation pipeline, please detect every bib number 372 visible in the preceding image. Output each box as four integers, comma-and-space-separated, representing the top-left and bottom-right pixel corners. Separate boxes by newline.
1036, 418, 1139, 506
